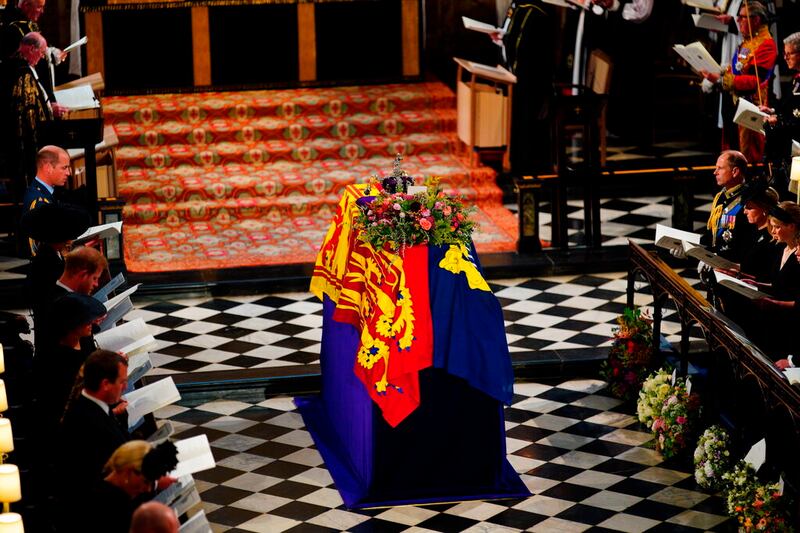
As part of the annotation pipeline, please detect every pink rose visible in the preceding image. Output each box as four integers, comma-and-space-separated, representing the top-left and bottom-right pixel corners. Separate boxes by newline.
393, 203, 402, 210
420, 218, 432, 230
443, 206, 452, 216
676, 416, 686, 424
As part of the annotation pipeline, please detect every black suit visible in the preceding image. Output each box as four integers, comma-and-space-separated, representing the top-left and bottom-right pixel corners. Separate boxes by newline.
59, 395, 130, 498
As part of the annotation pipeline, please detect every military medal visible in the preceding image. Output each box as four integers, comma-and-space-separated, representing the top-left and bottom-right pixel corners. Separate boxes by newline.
722, 229, 733, 243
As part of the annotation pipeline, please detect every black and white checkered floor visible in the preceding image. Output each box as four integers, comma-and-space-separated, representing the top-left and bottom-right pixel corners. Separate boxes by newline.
158, 378, 731, 532
118, 269, 701, 378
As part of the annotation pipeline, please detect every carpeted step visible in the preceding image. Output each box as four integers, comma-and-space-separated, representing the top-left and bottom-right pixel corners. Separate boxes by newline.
106, 82, 519, 273
117, 154, 499, 207
122, 203, 518, 273
103, 83, 456, 125
115, 133, 460, 170
122, 183, 505, 225
111, 109, 458, 147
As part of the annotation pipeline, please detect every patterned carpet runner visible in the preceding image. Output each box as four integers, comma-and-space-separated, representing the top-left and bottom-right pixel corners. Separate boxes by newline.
103, 82, 518, 272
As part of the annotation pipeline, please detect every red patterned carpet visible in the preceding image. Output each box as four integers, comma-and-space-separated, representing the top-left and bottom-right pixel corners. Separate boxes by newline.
104, 82, 518, 272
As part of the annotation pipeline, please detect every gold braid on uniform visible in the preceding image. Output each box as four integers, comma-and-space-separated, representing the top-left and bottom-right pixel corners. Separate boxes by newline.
706, 184, 742, 247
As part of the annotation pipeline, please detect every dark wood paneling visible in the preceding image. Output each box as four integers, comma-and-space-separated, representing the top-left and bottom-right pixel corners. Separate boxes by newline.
103, 9, 194, 90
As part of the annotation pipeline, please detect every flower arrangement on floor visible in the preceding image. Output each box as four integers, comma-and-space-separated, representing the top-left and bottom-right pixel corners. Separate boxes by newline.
693, 425, 732, 491
637, 367, 701, 459
354, 155, 476, 253
722, 460, 793, 532
600, 307, 654, 401
637, 367, 673, 429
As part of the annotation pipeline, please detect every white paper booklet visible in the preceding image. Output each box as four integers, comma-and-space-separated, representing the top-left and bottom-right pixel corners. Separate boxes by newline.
98, 297, 133, 332
123, 377, 181, 430
682, 242, 738, 270
461, 16, 503, 35
125, 353, 153, 388
153, 474, 193, 506
734, 98, 768, 134
691, 13, 728, 31
784, 367, 800, 386
63, 36, 88, 53
147, 421, 175, 445
179, 510, 211, 533
673, 42, 723, 74
743, 438, 766, 472
715, 271, 765, 299
654, 224, 702, 250
682, 0, 728, 12
792, 140, 800, 157
53, 84, 99, 110
75, 221, 122, 244
95, 318, 153, 354
169, 434, 216, 478
172, 487, 201, 518
94, 273, 126, 303
104, 283, 140, 312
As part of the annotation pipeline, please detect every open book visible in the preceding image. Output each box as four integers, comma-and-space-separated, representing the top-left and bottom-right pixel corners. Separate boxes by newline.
734, 98, 768, 134
682, 242, 738, 270
94, 273, 125, 303
681, 0, 728, 12
94, 318, 155, 356
673, 42, 722, 74
169, 434, 216, 478
785, 367, 800, 386
125, 353, 153, 390
98, 284, 140, 331
172, 487, 202, 518
714, 271, 765, 299
179, 510, 210, 533
53, 84, 99, 111
147, 421, 175, 445
123, 377, 181, 430
691, 13, 728, 32
74, 221, 122, 244
654, 224, 701, 250
94, 318, 155, 357
153, 474, 194, 507
461, 16, 504, 36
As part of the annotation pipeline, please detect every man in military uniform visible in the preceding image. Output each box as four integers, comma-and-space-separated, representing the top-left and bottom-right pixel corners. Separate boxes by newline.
22, 145, 70, 214
701, 1, 777, 163
703, 150, 758, 263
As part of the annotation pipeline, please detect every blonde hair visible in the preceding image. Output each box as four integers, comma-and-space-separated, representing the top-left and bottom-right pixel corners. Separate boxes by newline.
103, 440, 151, 474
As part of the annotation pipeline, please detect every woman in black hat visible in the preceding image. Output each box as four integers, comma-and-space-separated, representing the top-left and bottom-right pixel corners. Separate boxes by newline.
737, 184, 780, 281
31, 293, 107, 433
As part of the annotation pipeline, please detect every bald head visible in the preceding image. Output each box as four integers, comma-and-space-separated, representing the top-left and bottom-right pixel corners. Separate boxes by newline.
130, 502, 179, 533
19, 32, 46, 66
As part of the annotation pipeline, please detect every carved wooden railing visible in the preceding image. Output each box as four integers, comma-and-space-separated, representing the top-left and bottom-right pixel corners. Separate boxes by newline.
627, 241, 800, 486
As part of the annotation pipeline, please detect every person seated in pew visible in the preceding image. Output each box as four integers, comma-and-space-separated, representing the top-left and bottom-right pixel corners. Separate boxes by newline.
32, 244, 107, 355
58, 349, 131, 516
32, 293, 107, 434
742, 201, 800, 357
712, 183, 780, 324
725, 182, 780, 282
89, 440, 178, 533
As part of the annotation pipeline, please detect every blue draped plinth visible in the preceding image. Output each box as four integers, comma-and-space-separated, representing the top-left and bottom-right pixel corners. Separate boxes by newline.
296, 294, 530, 509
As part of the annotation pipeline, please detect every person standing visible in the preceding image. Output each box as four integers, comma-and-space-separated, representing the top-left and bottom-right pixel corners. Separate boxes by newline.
762, 32, 800, 194
701, 1, 777, 163
703, 150, 758, 263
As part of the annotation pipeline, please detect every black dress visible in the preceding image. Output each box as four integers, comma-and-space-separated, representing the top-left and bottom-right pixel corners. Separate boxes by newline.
85, 481, 136, 533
